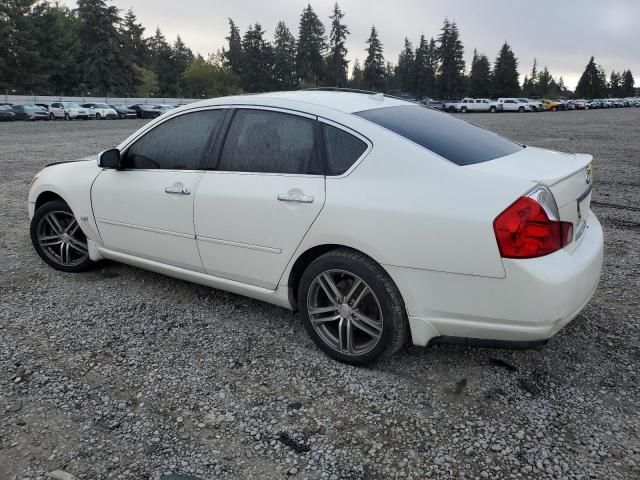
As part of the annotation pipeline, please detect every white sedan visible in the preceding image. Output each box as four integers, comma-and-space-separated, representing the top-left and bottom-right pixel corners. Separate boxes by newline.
27, 91, 603, 364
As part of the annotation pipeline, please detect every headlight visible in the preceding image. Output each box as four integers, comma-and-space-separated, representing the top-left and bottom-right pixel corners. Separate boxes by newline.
27, 174, 39, 189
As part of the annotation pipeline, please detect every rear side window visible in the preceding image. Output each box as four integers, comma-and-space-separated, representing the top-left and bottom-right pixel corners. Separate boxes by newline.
218, 109, 320, 174
123, 110, 224, 170
355, 105, 522, 165
322, 124, 367, 175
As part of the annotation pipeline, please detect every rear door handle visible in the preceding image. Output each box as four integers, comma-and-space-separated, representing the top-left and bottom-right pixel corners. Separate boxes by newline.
277, 194, 314, 203
165, 186, 191, 195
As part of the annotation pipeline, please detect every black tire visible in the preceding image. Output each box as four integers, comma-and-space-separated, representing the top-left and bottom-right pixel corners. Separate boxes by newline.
30, 199, 94, 273
518, 106, 525, 112
460, 106, 467, 113
490, 106, 496, 113
64, 113, 70, 121
96, 112, 102, 120
49, 112, 55, 121
298, 248, 409, 365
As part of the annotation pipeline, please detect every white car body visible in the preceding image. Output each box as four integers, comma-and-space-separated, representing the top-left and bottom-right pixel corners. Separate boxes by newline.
82, 103, 118, 120
444, 98, 501, 113
28, 91, 603, 354
49, 102, 92, 120
518, 98, 545, 112
498, 98, 533, 112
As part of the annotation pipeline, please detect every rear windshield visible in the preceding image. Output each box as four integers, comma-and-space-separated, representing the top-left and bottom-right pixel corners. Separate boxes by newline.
356, 105, 522, 165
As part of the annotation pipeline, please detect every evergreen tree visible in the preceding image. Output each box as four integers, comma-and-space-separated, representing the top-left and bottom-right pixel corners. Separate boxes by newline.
121, 8, 148, 67
556, 76, 569, 97
30, 2, 80, 94
0, 0, 40, 92
395, 38, 414, 94
273, 21, 297, 90
537, 66, 552, 96
521, 58, 538, 97
224, 19, 243, 76
621, 69, 635, 97
149, 28, 175, 95
414, 35, 437, 99
609, 71, 621, 97
492, 42, 520, 97
467, 49, 491, 97
296, 4, 326, 86
575, 56, 607, 98
173, 35, 194, 95
76, 0, 132, 95
326, 2, 349, 87
349, 58, 364, 89
241, 23, 274, 92
363, 25, 385, 90
436, 19, 465, 99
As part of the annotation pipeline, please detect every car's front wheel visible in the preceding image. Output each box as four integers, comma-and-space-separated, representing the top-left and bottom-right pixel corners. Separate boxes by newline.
30, 200, 93, 272
298, 248, 409, 365
49, 113, 55, 120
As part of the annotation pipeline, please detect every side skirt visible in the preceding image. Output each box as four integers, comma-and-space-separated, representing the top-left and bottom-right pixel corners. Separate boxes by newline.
96, 247, 293, 309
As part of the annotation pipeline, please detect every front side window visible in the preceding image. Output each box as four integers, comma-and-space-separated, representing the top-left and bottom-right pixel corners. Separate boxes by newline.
218, 109, 320, 175
322, 124, 367, 175
123, 110, 224, 170
355, 105, 522, 166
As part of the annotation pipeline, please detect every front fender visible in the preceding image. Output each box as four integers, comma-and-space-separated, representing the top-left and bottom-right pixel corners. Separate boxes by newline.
28, 159, 103, 243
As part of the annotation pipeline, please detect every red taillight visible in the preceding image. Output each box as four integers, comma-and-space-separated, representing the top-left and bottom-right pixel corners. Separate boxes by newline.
493, 196, 573, 259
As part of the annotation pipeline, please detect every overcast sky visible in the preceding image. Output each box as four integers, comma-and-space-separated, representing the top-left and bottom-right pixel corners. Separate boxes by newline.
60, 0, 638, 89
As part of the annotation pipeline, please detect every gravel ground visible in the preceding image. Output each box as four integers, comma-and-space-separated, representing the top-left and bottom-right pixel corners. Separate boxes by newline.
1, 109, 639, 480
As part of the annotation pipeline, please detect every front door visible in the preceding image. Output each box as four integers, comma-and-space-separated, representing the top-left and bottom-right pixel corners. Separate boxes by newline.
194, 108, 326, 289
91, 109, 226, 271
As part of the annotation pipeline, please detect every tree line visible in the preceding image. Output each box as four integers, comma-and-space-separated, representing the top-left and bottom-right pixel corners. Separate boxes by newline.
1, 1, 636, 99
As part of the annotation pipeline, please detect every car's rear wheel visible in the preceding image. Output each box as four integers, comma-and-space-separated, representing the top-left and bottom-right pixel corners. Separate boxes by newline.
298, 248, 408, 365
490, 106, 496, 113
49, 113, 55, 120
30, 200, 93, 272
518, 106, 525, 112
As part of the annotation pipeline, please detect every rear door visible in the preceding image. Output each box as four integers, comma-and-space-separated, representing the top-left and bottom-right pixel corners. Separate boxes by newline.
194, 107, 326, 289
92, 108, 226, 271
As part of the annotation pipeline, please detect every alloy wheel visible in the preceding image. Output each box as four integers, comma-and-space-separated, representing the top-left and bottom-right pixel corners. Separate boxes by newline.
36, 211, 88, 267
307, 269, 383, 356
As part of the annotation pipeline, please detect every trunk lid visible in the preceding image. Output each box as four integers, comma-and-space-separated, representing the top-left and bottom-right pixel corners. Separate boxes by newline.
468, 146, 593, 251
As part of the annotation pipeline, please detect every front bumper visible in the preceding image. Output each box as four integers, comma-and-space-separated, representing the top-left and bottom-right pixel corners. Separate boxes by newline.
387, 212, 604, 346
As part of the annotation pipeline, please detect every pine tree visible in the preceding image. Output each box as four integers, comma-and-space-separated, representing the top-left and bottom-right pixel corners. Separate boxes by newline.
395, 38, 414, 94
325, 3, 349, 87
241, 23, 274, 92
121, 8, 148, 67
76, 0, 132, 95
414, 35, 437, 99
149, 28, 176, 96
436, 19, 465, 99
349, 58, 364, 89
609, 71, 621, 97
172, 35, 194, 95
273, 21, 297, 90
224, 19, 243, 76
363, 26, 385, 91
467, 49, 491, 97
621, 70, 635, 97
296, 4, 326, 86
492, 42, 520, 97
537, 66, 552, 96
575, 57, 607, 99
521, 58, 538, 97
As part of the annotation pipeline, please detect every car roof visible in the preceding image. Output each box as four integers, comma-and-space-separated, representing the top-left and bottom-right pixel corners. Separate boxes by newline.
179, 90, 411, 115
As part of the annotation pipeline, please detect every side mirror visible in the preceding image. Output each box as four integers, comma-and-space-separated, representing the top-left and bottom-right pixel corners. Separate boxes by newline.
99, 148, 121, 169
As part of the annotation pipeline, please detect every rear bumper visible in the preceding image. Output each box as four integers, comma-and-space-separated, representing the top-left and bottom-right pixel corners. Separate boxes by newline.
387, 212, 604, 346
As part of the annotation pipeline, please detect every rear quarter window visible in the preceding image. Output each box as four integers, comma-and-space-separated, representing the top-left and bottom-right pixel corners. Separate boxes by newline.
355, 105, 522, 166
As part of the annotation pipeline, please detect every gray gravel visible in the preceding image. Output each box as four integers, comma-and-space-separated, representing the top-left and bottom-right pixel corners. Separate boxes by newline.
1, 110, 639, 480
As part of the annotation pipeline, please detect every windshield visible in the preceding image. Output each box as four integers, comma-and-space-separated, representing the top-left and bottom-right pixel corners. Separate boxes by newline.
24, 105, 44, 111
63, 102, 81, 108
94, 103, 109, 108
355, 105, 523, 166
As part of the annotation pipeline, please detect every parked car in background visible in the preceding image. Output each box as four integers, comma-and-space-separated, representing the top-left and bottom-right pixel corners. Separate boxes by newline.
128, 104, 163, 119
571, 99, 589, 110
586, 100, 601, 109
518, 98, 544, 112
81, 103, 118, 120
35, 103, 50, 112
420, 98, 445, 110
110, 104, 138, 119
497, 98, 532, 112
11, 104, 50, 121
541, 99, 561, 111
444, 98, 501, 113
0, 105, 16, 121
27, 91, 603, 364
49, 102, 92, 120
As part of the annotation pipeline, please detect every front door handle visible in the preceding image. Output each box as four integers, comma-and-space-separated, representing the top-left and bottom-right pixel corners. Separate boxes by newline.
277, 194, 314, 203
165, 186, 191, 195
